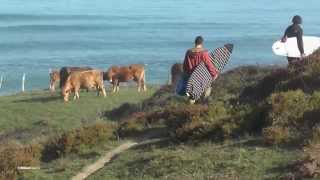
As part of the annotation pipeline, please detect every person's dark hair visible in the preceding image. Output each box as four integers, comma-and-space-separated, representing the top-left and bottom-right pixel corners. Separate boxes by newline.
292, 15, 302, 25
195, 36, 204, 45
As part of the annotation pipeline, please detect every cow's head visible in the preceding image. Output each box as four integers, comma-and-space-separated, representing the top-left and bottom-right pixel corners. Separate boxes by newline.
102, 71, 110, 82
61, 84, 71, 102
104, 66, 119, 83
49, 70, 60, 92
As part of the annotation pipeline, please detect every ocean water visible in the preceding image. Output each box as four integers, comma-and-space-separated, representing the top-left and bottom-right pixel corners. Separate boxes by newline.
0, 0, 319, 94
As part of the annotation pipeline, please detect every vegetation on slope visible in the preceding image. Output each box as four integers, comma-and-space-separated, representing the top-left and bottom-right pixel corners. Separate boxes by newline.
97, 49, 320, 179
3, 49, 320, 179
0, 88, 155, 179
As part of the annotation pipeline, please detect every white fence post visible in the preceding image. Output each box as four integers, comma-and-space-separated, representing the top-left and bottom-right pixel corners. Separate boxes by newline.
22, 73, 26, 92
0, 75, 3, 89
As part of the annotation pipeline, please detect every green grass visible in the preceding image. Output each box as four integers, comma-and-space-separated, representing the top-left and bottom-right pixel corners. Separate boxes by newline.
90, 139, 299, 180
3, 58, 319, 179
0, 87, 155, 142
0, 87, 155, 179
21, 140, 123, 180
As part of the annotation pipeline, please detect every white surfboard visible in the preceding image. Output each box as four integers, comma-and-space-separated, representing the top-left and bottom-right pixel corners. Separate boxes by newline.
272, 36, 320, 58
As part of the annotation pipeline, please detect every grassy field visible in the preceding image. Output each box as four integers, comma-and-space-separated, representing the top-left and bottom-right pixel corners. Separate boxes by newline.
90, 139, 299, 180
0, 87, 156, 179
3, 49, 320, 179
21, 140, 123, 180
0, 87, 155, 142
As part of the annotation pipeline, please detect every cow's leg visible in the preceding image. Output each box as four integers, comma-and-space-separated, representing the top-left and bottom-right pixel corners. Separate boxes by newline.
74, 87, 80, 100
112, 85, 116, 93
112, 80, 117, 93
73, 90, 77, 100
64, 92, 69, 102
116, 82, 120, 92
137, 80, 141, 92
140, 70, 146, 92
142, 79, 147, 92
75, 91, 80, 100
96, 84, 100, 96
49, 81, 55, 92
101, 87, 107, 97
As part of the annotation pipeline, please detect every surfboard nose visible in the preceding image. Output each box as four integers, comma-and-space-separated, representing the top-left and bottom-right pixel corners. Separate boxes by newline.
224, 44, 234, 53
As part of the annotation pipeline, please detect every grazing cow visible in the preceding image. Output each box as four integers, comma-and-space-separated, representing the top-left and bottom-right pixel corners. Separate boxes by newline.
104, 64, 146, 92
170, 63, 184, 89
61, 70, 106, 102
59, 67, 93, 89
49, 69, 60, 92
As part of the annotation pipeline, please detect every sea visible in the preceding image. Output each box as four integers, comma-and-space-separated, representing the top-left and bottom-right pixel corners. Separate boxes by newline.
0, 0, 319, 94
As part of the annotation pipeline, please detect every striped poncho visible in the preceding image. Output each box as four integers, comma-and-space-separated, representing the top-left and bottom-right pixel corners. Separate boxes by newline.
186, 44, 234, 100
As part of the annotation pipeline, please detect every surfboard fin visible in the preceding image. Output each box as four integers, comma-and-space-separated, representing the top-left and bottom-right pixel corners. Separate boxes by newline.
224, 44, 234, 53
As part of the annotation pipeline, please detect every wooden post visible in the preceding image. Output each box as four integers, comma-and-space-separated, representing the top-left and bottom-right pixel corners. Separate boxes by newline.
0, 75, 3, 89
22, 73, 26, 92
167, 68, 171, 85
17, 166, 40, 170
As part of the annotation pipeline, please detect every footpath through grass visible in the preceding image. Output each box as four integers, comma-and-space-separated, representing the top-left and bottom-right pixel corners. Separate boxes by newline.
0, 87, 156, 179
0, 87, 155, 142
90, 139, 299, 180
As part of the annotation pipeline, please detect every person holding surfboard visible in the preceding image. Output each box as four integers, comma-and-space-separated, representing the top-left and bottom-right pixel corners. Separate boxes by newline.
281, 15, 306, 64
178, 36, 218, 103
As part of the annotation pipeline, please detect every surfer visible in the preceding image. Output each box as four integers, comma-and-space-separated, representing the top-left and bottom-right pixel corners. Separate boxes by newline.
281, 15, 306, 64
182, 36, 219, 103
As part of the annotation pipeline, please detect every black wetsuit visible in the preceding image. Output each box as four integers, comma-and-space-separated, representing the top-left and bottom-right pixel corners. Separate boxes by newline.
283, 24, 304, 63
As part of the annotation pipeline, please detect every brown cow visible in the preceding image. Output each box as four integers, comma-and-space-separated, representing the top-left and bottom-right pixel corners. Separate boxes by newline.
170, 63, 183, 89
61, 70, 106, 102
59, 66, 93, 89
104, 64, 146, 92
49, 69, 60, 92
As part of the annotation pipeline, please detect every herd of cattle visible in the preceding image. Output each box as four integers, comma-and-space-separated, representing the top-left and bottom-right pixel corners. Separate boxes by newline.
49, 64, 147, 102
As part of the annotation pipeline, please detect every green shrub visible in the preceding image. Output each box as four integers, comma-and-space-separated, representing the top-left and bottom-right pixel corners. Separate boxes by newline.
239, 68, 289, 102
42, 121, 116, 162
301, 48, 320, 77
117, 112, 148, 137
105, 103, 141, 120
0, 142, 42, 179
262, 126, 290, 145
267, 90, 309, 127
289, 142, 320, 178
309, 91, 320, 109
165, 102, 241, 141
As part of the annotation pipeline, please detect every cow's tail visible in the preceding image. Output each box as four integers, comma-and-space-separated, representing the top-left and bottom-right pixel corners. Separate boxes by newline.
59, 67, 66, 88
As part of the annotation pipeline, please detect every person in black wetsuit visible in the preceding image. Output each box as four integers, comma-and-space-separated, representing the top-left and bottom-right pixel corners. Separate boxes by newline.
281, 15, 305, 64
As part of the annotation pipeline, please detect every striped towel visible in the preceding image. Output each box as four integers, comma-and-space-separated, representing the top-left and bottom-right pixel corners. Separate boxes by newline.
186, 44, 234, 100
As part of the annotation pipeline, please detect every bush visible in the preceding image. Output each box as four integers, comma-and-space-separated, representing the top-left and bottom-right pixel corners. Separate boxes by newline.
42, 121, 116, 162
105, 103, 141, 120
267, 90, 309, 127
117, 112, 148, 137
239, 68, 289, 102
262, 126, 290, 145
289, 143, 320, 178
165, 102, 240, 141
0, 142, 42, 179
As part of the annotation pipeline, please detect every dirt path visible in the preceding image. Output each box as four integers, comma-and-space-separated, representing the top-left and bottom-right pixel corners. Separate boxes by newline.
71, 138, 168, 180
71, 141, 138, 180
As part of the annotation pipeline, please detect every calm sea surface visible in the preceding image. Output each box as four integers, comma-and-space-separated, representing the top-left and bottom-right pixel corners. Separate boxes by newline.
0, 0, 319, 94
